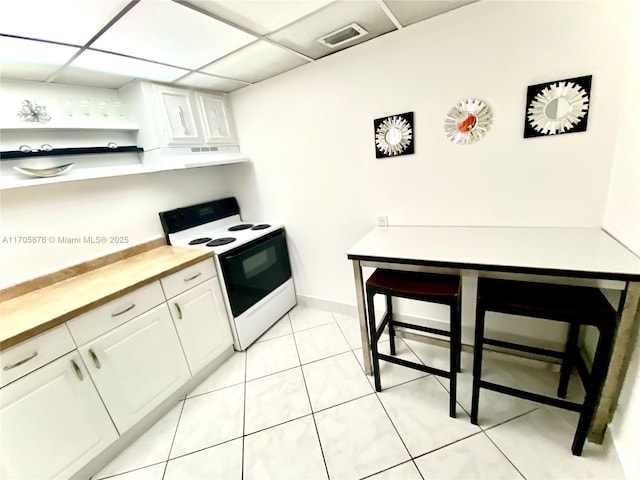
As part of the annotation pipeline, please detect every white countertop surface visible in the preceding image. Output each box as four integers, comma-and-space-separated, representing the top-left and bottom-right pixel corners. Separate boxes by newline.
346, 227, 640, 280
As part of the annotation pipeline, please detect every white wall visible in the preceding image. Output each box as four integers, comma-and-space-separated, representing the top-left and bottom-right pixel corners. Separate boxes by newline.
602, 1, 640, 477
230, 1, 631, 331
0, 163, 254, 288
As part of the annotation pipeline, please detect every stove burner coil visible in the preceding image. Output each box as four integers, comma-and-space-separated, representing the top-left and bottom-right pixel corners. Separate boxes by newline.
188, 237, 213, 245
228, 224, 253, 231
206, 237, 236, 247
251, 224, 270, 230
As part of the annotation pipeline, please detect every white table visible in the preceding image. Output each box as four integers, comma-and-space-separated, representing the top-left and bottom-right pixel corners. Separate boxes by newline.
347, 226, 640, 442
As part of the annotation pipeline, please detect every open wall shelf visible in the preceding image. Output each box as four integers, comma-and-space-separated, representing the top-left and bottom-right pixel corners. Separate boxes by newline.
1, 145, 143, 160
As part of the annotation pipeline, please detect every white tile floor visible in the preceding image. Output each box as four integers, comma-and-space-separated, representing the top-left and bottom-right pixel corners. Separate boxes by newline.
93, 306, 626, 480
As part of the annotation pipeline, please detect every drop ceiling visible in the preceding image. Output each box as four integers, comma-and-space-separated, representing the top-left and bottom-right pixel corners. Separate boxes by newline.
0, 0, 476, 93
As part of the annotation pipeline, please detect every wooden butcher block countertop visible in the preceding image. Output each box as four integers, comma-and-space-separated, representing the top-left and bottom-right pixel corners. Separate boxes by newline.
0, 240, 214, 350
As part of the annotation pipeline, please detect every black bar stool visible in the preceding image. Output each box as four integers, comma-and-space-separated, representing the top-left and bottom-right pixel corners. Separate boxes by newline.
366, 269, 462, 417
471, 278, 618, 456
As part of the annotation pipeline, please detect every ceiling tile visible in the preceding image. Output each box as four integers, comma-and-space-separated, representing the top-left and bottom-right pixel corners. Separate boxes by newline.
201, 41, 309, 83
91, 0, 257, 70
184, 0, 335, 35
383, 0, 478, 28
175, 72, 249, 93
67, 50, 188, 83
268, 0, 397, 60
51, 67, 134, 90
0, 0, 129, 46
0, 36, 79, 82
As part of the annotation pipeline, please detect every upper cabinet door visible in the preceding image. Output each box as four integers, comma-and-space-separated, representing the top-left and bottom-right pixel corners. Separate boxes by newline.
156, 85, 202, 145
196, 93, 238, 145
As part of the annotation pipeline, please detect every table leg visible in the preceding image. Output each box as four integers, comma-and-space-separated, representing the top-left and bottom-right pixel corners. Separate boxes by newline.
352, 260, 372, 375
588, 281, 640, 443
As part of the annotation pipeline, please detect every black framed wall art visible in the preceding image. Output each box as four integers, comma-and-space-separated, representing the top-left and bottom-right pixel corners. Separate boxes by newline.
374, 112, 414, 158
524, 75, 592, 138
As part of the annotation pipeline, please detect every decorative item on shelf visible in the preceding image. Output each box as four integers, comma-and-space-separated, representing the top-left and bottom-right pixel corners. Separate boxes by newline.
524, 75, 592, 137
444, 99, 492, 145
17, 144, 53, 154
17, 99, 52, 124
374, 112, 414, 158
13, 163, 74, 178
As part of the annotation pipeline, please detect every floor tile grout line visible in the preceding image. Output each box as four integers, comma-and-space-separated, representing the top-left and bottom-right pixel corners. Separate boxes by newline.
160, 399, 186, 480
94, 460, 168, 480
410, 430, 484, 461
92, 399, 186, 480
164, 435, 244, 463
290, 321, 331, 480
184, 354, 247, 400
479, 406, 541, 433
358, 459, 424, 480
482, 430, 528, 480
370, 385, 418, 477
241, 342, 248, 480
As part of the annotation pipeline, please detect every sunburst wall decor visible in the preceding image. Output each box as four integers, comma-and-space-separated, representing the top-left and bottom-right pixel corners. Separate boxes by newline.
524, 75, 592, 138
443, 99, 492, 145
374, 112, 414, 158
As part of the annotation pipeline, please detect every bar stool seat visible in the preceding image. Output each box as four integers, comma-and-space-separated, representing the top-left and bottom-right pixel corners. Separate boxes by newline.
366, 269, 461, 417
471, 278, 618, 456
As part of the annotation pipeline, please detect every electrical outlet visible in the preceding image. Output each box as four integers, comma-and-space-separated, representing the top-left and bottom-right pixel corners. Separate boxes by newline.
377, 216, 388, 227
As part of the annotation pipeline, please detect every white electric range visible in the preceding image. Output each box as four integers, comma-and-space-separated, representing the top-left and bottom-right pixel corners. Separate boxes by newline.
159, 197, 296, 350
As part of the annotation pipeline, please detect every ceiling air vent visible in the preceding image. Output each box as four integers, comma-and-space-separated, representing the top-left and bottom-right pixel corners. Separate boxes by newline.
317, 23, 368, 48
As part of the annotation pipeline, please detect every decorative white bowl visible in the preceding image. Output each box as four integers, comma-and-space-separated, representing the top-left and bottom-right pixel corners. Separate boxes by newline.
13, 163, 74, 178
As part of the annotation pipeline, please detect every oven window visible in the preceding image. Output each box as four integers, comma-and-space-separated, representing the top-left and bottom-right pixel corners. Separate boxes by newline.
220, 230, 292, 317
243, 247, 277, 279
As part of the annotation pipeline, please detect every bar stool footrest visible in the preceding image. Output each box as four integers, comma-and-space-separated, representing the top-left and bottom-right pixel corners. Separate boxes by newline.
484, 338, 564, 360
392, 320, 451, 338
379, 353, 452, 379
479, 380, 582, 412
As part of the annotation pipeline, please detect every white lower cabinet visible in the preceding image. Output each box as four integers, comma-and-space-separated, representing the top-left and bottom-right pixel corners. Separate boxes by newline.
0, 351, 118, 480
79, 303, 190, 433
168, 278, 233, 374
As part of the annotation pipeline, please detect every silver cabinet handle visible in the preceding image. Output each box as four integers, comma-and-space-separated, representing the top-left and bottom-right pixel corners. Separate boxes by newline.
184, 272, 202, 282
71, 359, 84, 381
175, 303, 183, 320
112, 304, 135, 317
178, 106, 188, 135
89, 349, 101, 369
3, 351, 38, 370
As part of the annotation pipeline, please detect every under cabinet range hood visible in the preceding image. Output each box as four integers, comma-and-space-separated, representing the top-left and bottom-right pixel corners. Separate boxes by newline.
118, 81, 246, 170
142, 145, 248, 170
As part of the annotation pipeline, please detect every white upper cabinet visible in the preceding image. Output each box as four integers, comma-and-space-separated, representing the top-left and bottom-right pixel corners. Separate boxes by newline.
196, 92, 237, 145
155, 85, 202, 145
120, 80, 239, 151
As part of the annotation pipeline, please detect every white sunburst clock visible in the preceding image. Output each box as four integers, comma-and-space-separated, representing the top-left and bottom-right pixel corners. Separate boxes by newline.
524, 75, 592, 138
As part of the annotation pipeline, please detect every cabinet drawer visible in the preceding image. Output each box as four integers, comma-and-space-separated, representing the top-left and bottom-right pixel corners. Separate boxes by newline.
161, 259, 216, 299
0, 324, 76, 388
66, 281, 165, 346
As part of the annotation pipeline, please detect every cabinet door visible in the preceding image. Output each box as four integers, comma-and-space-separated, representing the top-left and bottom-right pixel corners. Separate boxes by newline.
1, 352, 118, 480
196, 93, 237, 144
80, 304, 190, 433
169, 278, 233, 374
156, 86, 201, 145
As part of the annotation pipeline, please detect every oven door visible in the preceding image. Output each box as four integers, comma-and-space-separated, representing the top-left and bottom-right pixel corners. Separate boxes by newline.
219, 229, 292, 317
